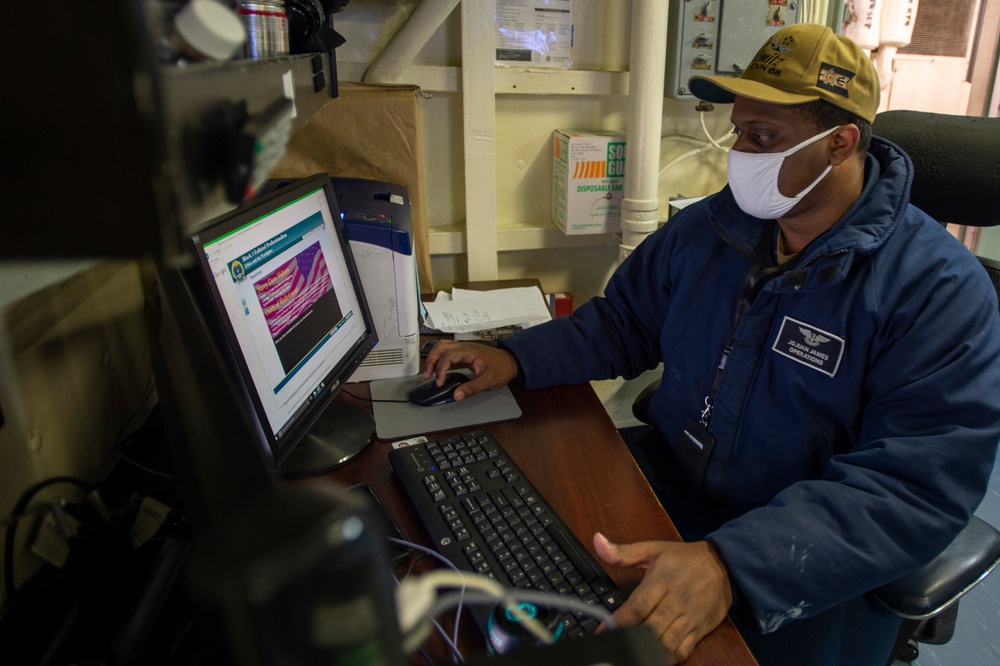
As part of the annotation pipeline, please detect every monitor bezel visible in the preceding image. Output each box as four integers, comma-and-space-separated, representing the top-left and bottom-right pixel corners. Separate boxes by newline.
188, 173, 379, 469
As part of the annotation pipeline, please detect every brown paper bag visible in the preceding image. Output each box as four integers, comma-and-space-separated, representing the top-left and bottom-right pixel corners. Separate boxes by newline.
269, 81, 432, 291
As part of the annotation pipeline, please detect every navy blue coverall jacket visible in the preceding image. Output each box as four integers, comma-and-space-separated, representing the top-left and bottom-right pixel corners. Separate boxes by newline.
501, 137, 1000, 641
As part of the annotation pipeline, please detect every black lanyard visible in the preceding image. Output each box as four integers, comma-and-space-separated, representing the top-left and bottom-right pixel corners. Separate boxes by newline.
699, 221, 783, 427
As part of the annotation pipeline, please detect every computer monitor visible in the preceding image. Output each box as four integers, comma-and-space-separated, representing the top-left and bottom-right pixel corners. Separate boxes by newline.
189, 173, 379, 477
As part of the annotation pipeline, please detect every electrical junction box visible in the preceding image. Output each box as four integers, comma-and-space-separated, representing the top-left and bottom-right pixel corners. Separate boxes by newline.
665, 0, 806, 100
332, 178, 420, 382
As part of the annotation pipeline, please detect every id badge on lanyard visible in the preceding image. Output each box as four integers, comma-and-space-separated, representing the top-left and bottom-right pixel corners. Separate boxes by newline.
676, 221, 779, 492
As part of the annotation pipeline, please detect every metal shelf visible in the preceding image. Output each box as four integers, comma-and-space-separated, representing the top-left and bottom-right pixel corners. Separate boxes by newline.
157, 54, 336, 253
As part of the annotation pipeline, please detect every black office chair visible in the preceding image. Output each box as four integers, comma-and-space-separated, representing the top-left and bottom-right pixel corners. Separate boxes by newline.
631, 110, 1000, 664
874, 110, 1000, 308
869, 110, 1000, 664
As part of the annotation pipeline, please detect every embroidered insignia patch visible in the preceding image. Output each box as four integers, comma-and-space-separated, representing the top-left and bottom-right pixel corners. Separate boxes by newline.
817, 62, 854, 98
772, 316, 845, 377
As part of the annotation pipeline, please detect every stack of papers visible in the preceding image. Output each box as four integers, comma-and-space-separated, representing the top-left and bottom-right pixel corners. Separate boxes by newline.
423, 286, 552, 341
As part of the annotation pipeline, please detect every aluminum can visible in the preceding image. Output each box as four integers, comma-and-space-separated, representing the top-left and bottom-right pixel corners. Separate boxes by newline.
239, 1, 289, 58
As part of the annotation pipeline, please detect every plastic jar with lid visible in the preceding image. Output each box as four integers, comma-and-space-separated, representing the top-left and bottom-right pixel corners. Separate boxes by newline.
159, 0, 247, 63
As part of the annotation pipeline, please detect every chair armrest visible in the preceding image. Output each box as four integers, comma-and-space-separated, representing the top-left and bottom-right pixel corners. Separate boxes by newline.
631, 378, 662, 425
977, 254, 1000, 312
874, 516, 1000, 620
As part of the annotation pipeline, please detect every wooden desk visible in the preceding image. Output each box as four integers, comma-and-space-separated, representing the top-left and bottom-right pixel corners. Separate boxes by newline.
325, 382, 757, 665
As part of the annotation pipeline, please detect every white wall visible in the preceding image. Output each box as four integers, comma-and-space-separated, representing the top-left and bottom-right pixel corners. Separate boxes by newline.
0, 261, 155, 600
334, 0, 733, 301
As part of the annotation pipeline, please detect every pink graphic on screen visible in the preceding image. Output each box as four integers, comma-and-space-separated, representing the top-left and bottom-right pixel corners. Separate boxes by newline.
255, 242, 333, 340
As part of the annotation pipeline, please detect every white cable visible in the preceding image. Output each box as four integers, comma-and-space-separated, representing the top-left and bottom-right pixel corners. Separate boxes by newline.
660, 132, 716, 147
425, 571, 552, 642
700, 111, 733, 150
390, 538, 466, 662
397, 570, 554, 647
430, 589, 615, 630
499, 589, 616, 628
659, 144, 714, 176
660, 112, 734, 176
388, 538, 618, 657
426, 589, 555, 641
392, 574, 464, 661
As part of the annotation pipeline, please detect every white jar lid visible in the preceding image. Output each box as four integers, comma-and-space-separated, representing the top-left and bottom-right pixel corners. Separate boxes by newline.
175, 0, 247, 61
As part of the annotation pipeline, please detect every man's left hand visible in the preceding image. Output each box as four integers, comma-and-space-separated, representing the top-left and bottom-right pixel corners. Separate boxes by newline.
594, 533, 733, 663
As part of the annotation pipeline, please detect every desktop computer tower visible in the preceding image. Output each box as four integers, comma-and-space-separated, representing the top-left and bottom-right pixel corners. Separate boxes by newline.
332, 178, 420, 382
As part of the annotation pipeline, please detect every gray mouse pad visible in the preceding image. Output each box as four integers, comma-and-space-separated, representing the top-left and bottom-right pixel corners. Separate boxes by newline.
369, 370, 522, 440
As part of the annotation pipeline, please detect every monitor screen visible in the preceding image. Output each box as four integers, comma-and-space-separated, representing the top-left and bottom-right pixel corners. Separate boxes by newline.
189, 173, 379, 476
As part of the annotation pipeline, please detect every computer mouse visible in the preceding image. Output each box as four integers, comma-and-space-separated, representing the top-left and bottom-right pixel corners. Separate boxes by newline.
407, 371, 471, 407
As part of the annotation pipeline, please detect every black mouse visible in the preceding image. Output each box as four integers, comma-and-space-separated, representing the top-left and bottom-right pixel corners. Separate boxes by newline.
407, 371, 471, 407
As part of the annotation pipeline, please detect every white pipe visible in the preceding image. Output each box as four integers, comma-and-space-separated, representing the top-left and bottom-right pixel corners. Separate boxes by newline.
620, 0, 669, 261
363, 0, 462, 84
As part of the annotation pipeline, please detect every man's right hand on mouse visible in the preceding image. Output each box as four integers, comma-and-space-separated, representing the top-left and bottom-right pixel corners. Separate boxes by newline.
422, 341, 519, 401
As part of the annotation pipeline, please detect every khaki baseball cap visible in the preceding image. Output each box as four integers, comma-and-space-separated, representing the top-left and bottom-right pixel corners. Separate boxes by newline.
689, 24, 880, 123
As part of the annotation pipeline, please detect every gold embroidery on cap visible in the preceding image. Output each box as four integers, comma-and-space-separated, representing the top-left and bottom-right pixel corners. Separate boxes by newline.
817, 62, 854, 98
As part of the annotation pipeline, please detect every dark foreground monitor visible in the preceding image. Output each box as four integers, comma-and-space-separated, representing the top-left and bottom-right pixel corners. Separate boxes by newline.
189, 173, 378, 477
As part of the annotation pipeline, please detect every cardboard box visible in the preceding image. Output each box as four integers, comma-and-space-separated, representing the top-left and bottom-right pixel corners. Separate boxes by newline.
552, 130, 626, 235
270, 82, 433, 293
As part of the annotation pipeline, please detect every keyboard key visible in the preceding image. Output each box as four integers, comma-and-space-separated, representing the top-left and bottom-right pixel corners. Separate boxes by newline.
602, 591, 623, 610
490, 490, 509, 509
460, 496, 479, 515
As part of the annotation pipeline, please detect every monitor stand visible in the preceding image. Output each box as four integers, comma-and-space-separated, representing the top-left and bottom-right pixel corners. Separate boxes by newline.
278, 401, 375, 478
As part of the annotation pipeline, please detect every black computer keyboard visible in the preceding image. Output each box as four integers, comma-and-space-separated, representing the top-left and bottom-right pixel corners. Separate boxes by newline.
388, 429, 625, 639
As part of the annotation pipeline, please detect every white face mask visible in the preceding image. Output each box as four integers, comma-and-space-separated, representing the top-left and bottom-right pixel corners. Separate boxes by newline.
727, 125, 840, 219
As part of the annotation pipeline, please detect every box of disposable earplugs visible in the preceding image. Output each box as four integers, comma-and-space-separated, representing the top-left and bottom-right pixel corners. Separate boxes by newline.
552, 130, 626, 235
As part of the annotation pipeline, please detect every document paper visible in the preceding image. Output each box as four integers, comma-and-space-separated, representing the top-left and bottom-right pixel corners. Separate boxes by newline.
423, 286, 551, 334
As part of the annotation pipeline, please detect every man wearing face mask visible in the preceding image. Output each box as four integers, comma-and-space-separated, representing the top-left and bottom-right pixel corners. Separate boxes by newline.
422, 23, 1000, 666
